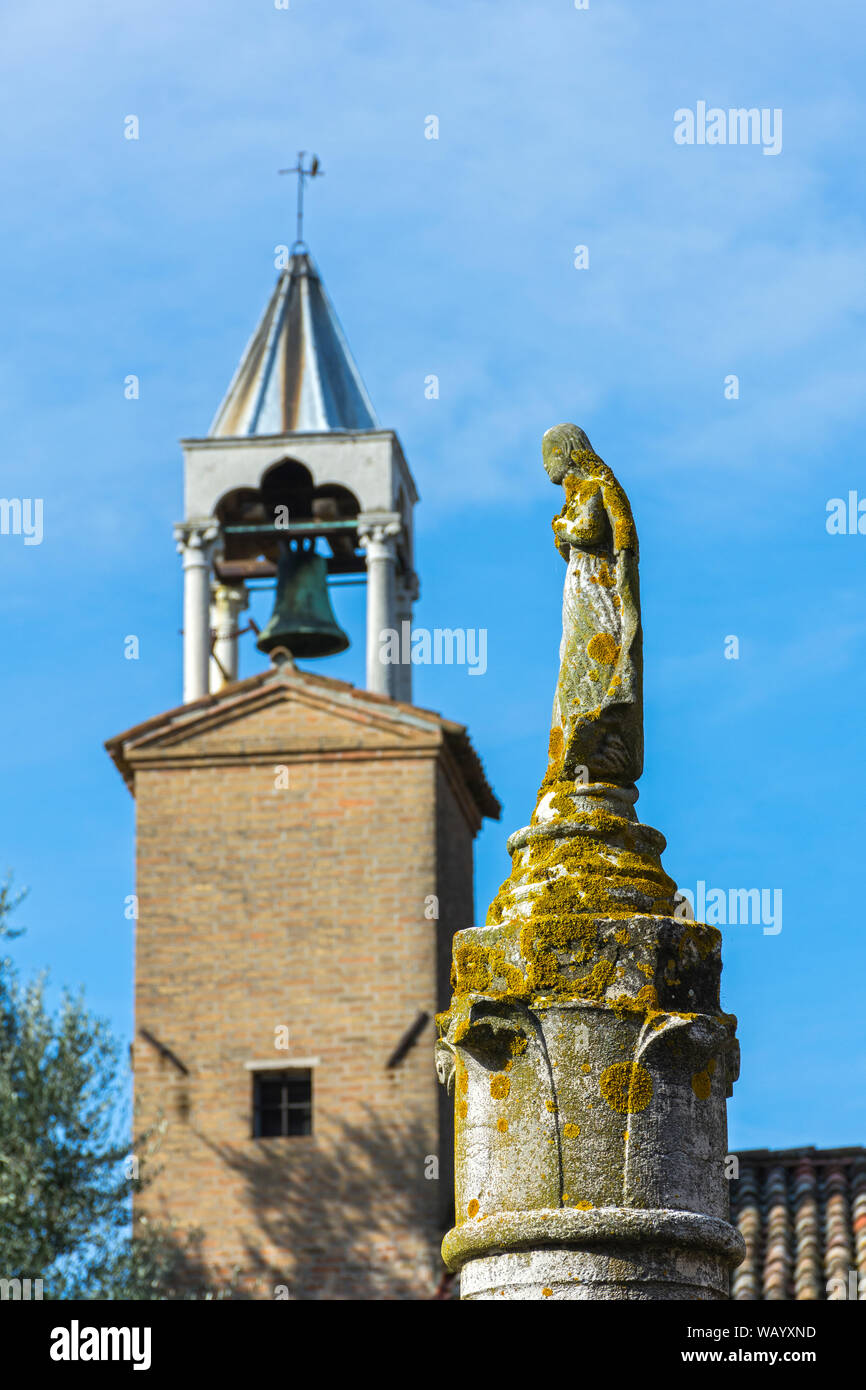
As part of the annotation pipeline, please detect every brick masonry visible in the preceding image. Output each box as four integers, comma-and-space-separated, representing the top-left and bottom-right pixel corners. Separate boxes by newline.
107, 666, 498, 1300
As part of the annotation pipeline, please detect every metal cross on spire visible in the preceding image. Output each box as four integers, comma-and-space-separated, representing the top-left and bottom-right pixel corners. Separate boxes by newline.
278, 151, 324, 252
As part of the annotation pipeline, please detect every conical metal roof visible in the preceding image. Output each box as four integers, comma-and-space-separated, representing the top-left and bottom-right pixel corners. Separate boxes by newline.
209, 252, 379, 437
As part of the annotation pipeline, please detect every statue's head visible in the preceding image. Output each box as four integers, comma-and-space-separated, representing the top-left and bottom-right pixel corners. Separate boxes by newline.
542, 423, 598, 485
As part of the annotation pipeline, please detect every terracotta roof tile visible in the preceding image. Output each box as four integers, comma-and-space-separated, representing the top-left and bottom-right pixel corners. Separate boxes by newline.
732, 1147, 866, 1300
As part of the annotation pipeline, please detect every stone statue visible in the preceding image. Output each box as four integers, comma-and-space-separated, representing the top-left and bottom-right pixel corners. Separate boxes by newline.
541, 424, 643, 794
436, 424, 742, 1301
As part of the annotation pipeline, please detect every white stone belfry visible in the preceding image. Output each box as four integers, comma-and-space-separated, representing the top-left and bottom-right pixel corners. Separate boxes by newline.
175, 248, 419, 705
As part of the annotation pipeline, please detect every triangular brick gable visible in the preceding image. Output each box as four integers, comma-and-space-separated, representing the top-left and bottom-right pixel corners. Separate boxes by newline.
126, 680, 440, 758
106, 666, 500, 827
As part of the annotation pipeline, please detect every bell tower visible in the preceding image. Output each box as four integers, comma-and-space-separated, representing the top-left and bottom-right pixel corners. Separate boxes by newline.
109, 200, 499, 1299
174, 242, 418, 704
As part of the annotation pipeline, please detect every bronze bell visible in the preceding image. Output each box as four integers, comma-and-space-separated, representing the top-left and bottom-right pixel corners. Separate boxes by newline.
257, 540, 350, 660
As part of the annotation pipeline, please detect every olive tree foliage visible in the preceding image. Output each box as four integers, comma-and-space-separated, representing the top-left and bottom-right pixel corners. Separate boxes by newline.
0, 878, 234, 1299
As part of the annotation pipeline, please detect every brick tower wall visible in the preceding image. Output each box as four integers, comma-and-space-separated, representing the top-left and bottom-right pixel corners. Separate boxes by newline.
131, 706, 479, 1300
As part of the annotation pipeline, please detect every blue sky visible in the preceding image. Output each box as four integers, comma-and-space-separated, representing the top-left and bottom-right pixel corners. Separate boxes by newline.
0, 0, 864, 1151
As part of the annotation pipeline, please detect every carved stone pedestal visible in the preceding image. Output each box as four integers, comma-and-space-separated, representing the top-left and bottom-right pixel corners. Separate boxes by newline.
447, 1210, 744, 1301
436, 782, 744, 1301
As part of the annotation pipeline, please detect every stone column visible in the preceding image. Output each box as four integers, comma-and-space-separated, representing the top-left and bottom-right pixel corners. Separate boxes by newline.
174, 520, 220, 704
436, 783, 743, 1300
358, 517, 402, 698
209, 582, 248, 692
435, 422, 743, 1301
393, 570, 419, 704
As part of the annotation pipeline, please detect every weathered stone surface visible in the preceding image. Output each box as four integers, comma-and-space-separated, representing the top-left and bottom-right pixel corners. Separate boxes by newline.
446, 1210, 744, 1300
541, 423, 643, 790
436, 426, 743, 1300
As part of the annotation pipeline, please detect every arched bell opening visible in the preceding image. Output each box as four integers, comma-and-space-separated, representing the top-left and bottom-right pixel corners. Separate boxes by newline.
310, 483, 362, 572
214, 488, 269, 564
214, 473, 365, 581
259, 457, 315, 515
258, 458, 315, 561
212, 463, 364, 667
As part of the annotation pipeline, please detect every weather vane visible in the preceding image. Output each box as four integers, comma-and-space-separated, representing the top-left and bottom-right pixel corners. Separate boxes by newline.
278, 151, 324, 252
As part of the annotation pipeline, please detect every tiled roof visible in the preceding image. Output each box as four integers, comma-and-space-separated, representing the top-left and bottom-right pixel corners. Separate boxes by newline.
731, 1146, 866, 1300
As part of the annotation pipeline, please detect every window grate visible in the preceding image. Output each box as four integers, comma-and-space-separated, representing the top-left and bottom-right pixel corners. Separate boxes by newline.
252, 1068, 312, 1138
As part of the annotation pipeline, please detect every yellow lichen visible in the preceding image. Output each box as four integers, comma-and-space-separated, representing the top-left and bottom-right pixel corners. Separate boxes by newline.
691, 1058, 716, 1100
563, 475, 600, 509
599, 1061, 653, 1114
586, 632, 619, 665
691, 1070, 711, 1100
588, 559, 616, 588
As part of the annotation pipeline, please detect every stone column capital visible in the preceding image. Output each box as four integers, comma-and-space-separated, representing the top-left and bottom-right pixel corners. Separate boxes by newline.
174, 519, 221, 566
357, 513, 402, 561
211, 581, 249, 617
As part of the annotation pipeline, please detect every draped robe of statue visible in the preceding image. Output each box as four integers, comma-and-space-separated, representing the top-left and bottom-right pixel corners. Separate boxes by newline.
541, 424, 643, 796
